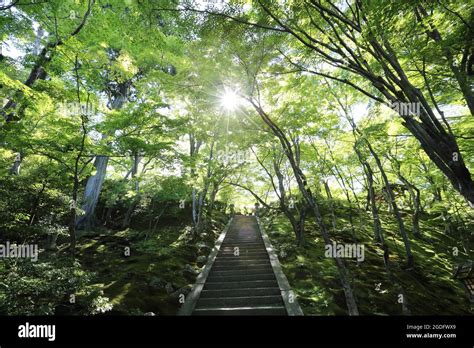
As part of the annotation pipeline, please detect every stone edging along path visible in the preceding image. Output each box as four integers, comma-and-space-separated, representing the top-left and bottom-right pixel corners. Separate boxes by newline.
256, 215, 304, 316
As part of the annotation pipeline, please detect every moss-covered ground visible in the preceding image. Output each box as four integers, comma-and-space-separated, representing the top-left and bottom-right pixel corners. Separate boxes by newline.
262, 202, 473, 315
37, 203, 472, 316
71, 212, 228, 315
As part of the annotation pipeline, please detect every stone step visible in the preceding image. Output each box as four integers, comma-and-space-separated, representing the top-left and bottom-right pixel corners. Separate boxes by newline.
213, 260, 270, 267
207, 273, 276, 282
200, 287, 281, 298
221, 244, 264, 247
221, 241, 265, 249
214, 255, 270, 261
209, 268, 274, 277
193, 306, 287, 316
213, 259, 271, 266
219, 246, 265, 251
217, 253, 267, 259
223, 243, 261, 247
215, 254, 269, 260
219, 247, 265, 253
217, 250, 268, 257
225, 234, 259, 237
218, 251, 267, 257
196, 295, 284, 308
211, 264, 273, 272
220, 246, 265, 249
219, 244, 266, 251
204, 280, 279, 290
223, 238, 264, 243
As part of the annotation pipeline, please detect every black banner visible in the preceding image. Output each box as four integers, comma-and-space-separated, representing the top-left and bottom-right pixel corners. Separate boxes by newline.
0, 315, 472, 346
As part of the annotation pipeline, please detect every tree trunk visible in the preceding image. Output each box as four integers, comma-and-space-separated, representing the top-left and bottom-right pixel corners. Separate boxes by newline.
121, 153, 141, 228
272, 152, 303, 245
45, 234, 58, 251
104, 206, 113, 227
68, 177, 79, 259
400, 175, 421, 239
76, 155, 109, 230
192, 188, 198, 227
195, 190, 206, 232
75, 79, 130, 230
189, 132, 202, 232
28, 181, 47, 226
207, 184, 219, 216
355, 146, 384, 244
68, 56, 89, 259
194, 140, 215, 234
9, 152, 22, 175
382, 187, 393, 214
296, 203, 308, 247
324, 180, 337, 232
367, 142, 414, 268
412, 186, 421, 238
420, 160, 442, 205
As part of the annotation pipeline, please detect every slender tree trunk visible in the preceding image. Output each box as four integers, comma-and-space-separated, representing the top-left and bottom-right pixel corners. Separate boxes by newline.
400, 176, 421, 238
195, 140, 215, 234
192, 188, 198, 227
150, 203, 169, 237
69, 56, 89, 259
273, 153, 302, 244
28, 181, 47, 226
324, 180, 337, 232
386, 152, 423, 239
354, 146, 384, 244
207, 184, 219, 216
189, 133, 202, 232
367, 143, 414, 268
282, 206, 300, 241
104, 206, 113, 226
382, 187, 393, 214
412, 186, 421, 238
296, 203, 307, 247
122, 153, 141, 228
420, 160, 442, 205
195, 190, 206, 232
69, 177, 79, 259
45, 234, 58, 251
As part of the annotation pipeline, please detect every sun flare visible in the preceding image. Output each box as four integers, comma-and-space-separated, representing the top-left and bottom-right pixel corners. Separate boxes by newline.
219, 87, 240, 111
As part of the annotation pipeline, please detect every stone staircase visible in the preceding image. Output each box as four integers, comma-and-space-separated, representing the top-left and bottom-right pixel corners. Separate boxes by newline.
179, 215, 302, 316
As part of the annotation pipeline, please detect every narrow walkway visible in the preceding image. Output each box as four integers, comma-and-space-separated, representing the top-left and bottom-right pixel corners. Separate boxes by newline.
179, 215, 303, 315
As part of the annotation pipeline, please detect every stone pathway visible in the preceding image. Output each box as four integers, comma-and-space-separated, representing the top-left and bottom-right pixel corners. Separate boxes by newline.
179, 215, 302, 315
